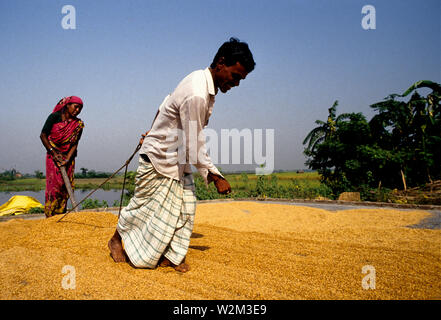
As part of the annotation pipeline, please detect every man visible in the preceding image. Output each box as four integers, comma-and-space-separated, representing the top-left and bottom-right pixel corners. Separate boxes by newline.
108, 37, 255, 273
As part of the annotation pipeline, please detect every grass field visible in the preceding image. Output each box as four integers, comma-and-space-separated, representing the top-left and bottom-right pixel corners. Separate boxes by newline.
0, 171, 323, 192
226, 171, 320, 187
194, 171, 332, 201
227, 171, 319, 179
0, 176, 126, 192
0, 178, 46, 192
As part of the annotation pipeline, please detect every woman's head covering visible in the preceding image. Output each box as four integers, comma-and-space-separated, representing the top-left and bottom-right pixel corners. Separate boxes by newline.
52, 96, 83, 113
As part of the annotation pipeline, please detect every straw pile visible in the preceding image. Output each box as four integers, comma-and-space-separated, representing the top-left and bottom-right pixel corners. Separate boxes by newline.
391, 180, 441, 205
0, 201, 439, 300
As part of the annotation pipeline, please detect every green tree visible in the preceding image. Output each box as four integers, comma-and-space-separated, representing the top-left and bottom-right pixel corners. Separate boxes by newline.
80, 167, 88, 177
303, 80, 441, 197
0, 169, 16, 181
369, 80, 441, 187
303, 100, 369, 194
303, 100, 339, 155
34, 170, 44, 179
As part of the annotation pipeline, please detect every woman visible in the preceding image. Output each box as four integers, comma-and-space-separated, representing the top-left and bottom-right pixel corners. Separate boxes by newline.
40, 96, 84, 217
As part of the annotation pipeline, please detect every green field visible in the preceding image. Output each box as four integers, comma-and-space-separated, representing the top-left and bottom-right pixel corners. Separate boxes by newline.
192, 171, 332, 201
0, 171, 328, 199
226, 171, 321, 188
0, 178, 46, 192
0, 176, 125, 192
1, 171, 336, 210
2, 171, 434, 205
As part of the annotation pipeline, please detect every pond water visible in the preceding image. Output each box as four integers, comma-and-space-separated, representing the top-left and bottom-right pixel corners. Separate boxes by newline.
0, 189, 125, 209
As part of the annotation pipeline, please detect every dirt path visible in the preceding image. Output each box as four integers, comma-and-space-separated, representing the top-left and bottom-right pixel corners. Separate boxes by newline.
0, 201, 439, 299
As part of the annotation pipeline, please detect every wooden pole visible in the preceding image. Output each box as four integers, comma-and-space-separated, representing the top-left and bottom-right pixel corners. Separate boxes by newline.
60, 166, 79, 212
57, 141, 143, 223
400, 170, 407, 191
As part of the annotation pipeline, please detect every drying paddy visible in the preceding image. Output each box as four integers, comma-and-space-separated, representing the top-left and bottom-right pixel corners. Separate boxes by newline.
0, 201, 439, 300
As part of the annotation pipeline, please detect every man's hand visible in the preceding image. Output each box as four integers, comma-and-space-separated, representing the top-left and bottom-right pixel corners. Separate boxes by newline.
207, 172, 231, 195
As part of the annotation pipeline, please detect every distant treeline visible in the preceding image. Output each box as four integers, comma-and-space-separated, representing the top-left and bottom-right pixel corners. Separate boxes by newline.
0, 168, 114, 180
0, 169, 33, 180
74, 168, 112, 178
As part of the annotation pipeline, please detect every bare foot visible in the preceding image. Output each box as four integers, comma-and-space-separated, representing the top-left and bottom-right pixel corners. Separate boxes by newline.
158, 256, 172, 267
108, 230, 127, 263
174, 262, 190, 273
158, 256, 190, 273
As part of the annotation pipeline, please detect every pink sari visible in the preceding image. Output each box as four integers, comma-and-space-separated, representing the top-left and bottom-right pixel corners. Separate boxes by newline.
44, 97, 84, 217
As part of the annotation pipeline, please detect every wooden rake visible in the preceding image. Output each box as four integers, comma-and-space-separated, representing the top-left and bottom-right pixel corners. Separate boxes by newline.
56, 141, 142, 223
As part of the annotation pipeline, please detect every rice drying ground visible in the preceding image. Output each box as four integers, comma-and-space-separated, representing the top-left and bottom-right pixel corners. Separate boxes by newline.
0, 201, 439, 300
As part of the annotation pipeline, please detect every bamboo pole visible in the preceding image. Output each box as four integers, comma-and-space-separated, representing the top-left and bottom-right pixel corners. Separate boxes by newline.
400, 170, 407, 191
60, 166, 79, 212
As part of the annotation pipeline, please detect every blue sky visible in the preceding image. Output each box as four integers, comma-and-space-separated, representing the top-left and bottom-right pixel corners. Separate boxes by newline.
0, 0, 440, 174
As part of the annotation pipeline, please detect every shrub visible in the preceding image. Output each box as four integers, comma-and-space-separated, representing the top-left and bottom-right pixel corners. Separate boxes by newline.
27, 206, 44, 214
81, 199, 108, 209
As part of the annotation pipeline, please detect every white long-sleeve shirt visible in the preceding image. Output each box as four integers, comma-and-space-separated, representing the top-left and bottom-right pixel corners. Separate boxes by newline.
139, 67, 224, 184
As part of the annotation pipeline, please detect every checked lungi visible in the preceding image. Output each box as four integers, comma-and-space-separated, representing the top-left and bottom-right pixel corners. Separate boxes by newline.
116, 156, 196, 268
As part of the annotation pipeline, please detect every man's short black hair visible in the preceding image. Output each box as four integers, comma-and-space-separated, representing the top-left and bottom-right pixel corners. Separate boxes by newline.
211, 37, 256, 73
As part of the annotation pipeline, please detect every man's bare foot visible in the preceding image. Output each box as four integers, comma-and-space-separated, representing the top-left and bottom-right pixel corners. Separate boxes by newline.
158, 256, 172, 267
174, 262, 190, 273
158, 256, 190, 273
108, 230, 127, 263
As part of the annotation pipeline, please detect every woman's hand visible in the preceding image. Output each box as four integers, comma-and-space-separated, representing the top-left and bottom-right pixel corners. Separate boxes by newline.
52, 150, 67, 167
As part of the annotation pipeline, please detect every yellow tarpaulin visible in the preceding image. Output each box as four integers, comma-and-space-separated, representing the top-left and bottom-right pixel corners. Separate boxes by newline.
0, 195, 44, 216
